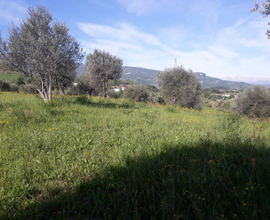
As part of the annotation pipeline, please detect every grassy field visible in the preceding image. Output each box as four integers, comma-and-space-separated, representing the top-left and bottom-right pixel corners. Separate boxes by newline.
0, 72, 20, 82
0, 92, 270, 219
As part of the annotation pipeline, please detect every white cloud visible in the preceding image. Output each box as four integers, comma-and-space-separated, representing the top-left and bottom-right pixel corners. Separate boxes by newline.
186, 0, 222, 24
116, 0, 171, 16
207, 46, 239, 59
77, 22, 161, 46
80, 39, 142, 55
214, 17, 270, 51
77, 13, 270, 78
157, 26, 195, 48
0, 0, 26, 24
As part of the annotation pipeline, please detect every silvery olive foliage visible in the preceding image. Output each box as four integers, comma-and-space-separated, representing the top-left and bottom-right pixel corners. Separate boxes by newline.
0, 4, 84, 102
78, 71, 103, 97
232, 85, 270, 118
157, 66, 203, 110
85, 49, 123, 98
251, 0, 270, 38
123, 84, 150, 102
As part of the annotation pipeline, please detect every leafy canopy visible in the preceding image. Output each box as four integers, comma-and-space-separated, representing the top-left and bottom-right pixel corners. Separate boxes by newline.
85, 49, 123, 98
0, 4, 84, 102
157, 66, 203, 110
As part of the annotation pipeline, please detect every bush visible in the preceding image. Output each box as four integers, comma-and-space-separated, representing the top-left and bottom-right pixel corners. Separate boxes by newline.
0, 80, 10, 91
157, 96, 165, 105
10, 83, 19, 92
108, 90, 122, 99
76, 95, 89, 104
229, 94, 235, 99
65, 86, 80, 96
216, 100, 230, 112
157, 66, 203, 110
123, 85, 150, 102
17, 76, 26, 86
19, 84, 37, 94
232, 85, 270, 118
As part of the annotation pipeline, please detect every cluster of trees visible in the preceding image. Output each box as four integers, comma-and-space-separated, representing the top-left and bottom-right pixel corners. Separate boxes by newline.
0, 3, 204, 110
1, 2, 270, 117
0, 78, 37, 94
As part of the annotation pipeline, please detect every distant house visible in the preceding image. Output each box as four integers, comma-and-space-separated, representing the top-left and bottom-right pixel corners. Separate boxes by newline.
112, 84, 127, 92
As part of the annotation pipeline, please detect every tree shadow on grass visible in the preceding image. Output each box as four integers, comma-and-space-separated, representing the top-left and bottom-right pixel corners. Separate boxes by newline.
4, 139, 270, 220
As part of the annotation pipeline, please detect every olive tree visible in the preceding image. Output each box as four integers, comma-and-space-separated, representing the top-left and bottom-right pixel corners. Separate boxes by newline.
232, 85, 270, 118
78, 71, 102, 97
123, 84, 150, 102
0, 4, 84, 102
157, 66, 203, 110
251, 0, 270, 38
85, 49, 123, 98
54, 69, 77, 95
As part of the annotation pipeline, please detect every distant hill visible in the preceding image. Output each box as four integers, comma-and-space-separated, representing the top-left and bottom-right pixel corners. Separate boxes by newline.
76, 64, 85, 75
121, 66, 158, 85
195, 73, 250, 89
76, 65, 251, 89
220, 75, 270, 86
76, 65, 158, 85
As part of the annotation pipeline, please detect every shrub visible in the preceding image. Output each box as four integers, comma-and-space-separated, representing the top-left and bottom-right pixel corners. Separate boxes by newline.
123, 85, 150, 102
216, 100, 230, 112
17, 76, 26, 85
10, 83, 19, 92
229, 94, 235, 99
65, 86, 80, 96
108, 90, 122, 99
157, 66, 203, 110
232, 85, 270, 118
19, 84, 37, 94
157, 96, 165, 104
0, 80, 10, 91
76, 95, 89, 104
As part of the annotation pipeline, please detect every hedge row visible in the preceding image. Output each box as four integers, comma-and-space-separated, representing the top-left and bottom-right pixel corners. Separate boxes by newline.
0, 80, 37, 94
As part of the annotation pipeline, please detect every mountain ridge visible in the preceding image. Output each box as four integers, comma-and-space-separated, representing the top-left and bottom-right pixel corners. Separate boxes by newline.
76, 65, 251, 89
220, 75, 270, 85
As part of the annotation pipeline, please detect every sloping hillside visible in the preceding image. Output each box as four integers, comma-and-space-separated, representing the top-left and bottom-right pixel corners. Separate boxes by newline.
76, 65, 251, 89
121, 66, 158, 85
195, 74, 250, 89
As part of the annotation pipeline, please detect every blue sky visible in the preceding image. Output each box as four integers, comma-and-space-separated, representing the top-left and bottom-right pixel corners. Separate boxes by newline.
0, 0, 270, 78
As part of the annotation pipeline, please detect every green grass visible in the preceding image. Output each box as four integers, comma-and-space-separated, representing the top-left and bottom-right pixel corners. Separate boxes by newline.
0, 72, 20, 82
0, 92, 270, 219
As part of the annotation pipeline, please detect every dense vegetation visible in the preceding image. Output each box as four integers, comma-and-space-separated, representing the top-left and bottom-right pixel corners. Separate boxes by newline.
157, 66, 203, 109
0, 3, 270, 219
231, 85, 270, 118
1, 92, 270, 219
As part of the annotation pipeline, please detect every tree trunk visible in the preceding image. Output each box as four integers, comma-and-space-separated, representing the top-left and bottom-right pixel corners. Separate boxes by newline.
173, 95, 176, 106
103, 81, 106, 98
88, 88, 93, 97
48, 74, 52, 101
103, 80, 109, 98
37, 89, 48, 103
37, 80, 48, 103
59, 87, 65, 95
